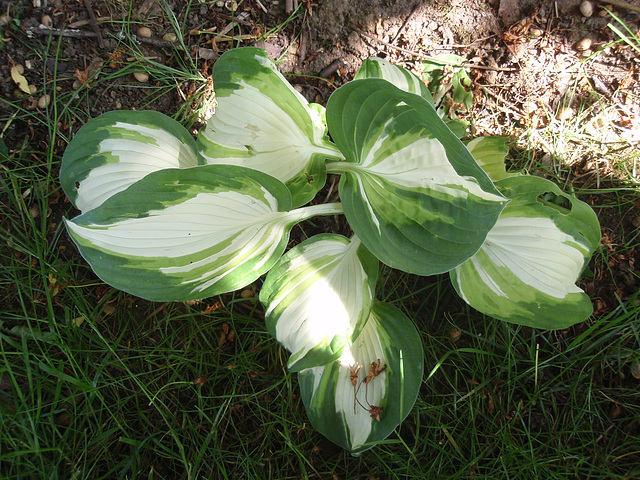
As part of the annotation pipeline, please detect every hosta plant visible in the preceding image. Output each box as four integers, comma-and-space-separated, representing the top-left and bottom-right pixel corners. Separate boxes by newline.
60, 47, 601, 454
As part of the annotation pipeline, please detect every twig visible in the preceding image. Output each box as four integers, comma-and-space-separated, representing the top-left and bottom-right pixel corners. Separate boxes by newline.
358, 30, 518, 72
299, 27, 309, 62
599, 0, 640, 14
390, 3, 420, 45
68, 16, 114, 29
83, 0, 105, 48
318, 59, 343, 78
285, 0, 298, 14
27, 26, 180, 49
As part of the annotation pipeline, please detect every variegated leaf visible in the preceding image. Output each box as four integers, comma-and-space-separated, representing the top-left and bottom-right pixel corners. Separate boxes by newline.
298, 302, 423, 454
197, 47, 343, 207
353, 57, 469, 138
326, 78, 507, 275
466, 136, 519, 182
65, 164, 342, 301
260, 234, 379, 372
60, 110, 198, 213
450, 175, 601, 329
354, 57, 434, 104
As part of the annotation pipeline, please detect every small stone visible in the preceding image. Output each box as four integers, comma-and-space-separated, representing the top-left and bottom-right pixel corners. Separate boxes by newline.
529, 27, 543, 38
29, 204, 40, 219
216, 0, 225, 6
29, 84, 37, 94
556, 107, 574, 121
162, 33, 178, 43
133, 72, 149, 83
41, 14, 53, 28
579, 1, 593, 17
240, 288, 254, 298
137, 26, 152, 38
523, 101, 537, 115
72, 79, 82, 90
38, 94, 51, 108
576, 37, 592, 51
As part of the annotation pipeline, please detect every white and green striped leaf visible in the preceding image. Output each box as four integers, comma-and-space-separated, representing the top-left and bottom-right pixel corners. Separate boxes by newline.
65, 164, 342, 301
466, 136, 519, 182
60, 110, 199, 213
450, 175, 601, 329
298, 302, 423, 454
354, 57, 434, 104
353, 57, 468, 138
260, 234, 379, 372
326, 78, 507, 276
197, 47, 343, 207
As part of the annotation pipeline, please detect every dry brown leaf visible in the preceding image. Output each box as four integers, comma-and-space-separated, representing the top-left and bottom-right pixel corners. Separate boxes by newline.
193, 375, 207, 386
10, 65, 30, 94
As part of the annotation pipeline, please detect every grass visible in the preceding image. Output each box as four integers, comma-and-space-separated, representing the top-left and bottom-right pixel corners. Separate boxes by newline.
1, 1, 640, 479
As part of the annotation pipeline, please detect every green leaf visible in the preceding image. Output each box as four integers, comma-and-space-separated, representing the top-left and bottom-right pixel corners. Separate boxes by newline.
260, 234, 378, 372
421, 54, 472, 109
355, 57, 434, 104
0, 137, 8, 159
450, 175, 601, 329
466, 136, 520, 182
60, 110, 199, 213
326, 78, 507, 275
298, 302, 424, 455
197, 47, 343, 207
421, 55, 473, 137
65, 164, 341, 302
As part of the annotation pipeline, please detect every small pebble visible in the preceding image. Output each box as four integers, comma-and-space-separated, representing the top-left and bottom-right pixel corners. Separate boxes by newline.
137, 26, 152, 38
41, 14, 53, 28
216, 0, 225, 6
523, 101, 537, 115
240, 288, 254, 298
133, 72, 149, 83
29, 85, 37, 94
556, 107, 574, 121
579, 1, 593, 18
594, 117, 606, 128
576, 37, 592, 51
38, 94, 51, 108
162, 33, 178, 43
529, 27, 543, 38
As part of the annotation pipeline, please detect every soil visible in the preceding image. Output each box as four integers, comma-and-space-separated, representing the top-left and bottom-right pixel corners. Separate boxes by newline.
1, 0, 639, 317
